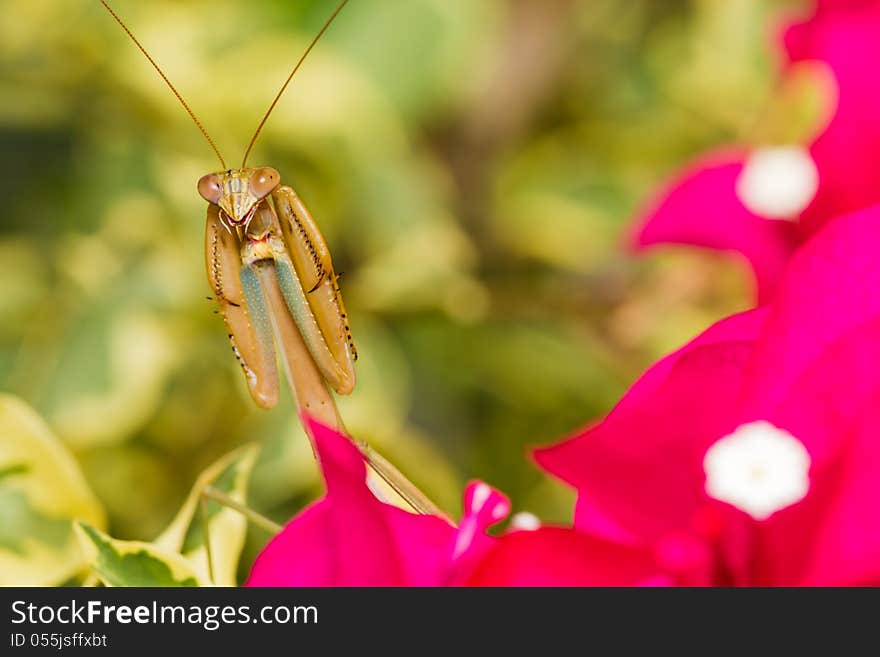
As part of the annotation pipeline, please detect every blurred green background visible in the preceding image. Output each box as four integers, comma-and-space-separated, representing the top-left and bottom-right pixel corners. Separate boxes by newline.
1, 0, 809, 575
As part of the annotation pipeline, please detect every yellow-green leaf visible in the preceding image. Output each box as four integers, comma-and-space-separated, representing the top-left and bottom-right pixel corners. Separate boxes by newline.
154, 445, 259, 586
0, 395, 106, 585
74, 522, 203, 587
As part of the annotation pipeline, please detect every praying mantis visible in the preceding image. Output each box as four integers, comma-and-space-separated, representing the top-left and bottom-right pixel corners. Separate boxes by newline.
98, 0, 441, 521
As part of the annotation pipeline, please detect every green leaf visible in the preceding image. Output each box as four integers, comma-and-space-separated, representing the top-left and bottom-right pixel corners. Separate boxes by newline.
46, 310, 180, 449
74, 522, 202, 587
154, 445, 259, 586
0, 395, 106, 585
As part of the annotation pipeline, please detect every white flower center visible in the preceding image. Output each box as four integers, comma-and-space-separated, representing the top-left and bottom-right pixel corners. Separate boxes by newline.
735, 146, 819, 220
703, 420, 811, 521
509, 512, 541, 531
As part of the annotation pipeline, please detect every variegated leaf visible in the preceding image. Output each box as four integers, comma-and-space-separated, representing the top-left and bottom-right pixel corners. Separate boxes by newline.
75, 522, 203, 587
155, 445, 259, 586
0, 395, 106, 585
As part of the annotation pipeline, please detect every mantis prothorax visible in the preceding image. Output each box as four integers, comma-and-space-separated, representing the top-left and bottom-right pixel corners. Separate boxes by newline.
98, 0, 444, 518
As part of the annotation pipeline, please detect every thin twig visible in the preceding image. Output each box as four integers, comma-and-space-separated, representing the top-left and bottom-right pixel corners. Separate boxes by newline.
199, 496, 216, 585
202, 485, 283, 535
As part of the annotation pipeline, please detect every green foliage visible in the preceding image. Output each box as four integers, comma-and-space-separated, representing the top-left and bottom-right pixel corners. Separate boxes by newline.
0, 395, 106, 585
76, 445, 258, 587
75, 522, 202, 587
155, 445, 259, 586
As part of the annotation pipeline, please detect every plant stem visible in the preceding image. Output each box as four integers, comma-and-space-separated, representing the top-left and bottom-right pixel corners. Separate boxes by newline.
199, 496, 216, 585
202, 485, 283, 535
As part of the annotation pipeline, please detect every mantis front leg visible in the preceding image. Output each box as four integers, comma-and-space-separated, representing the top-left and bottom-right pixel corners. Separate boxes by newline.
206, 205, 279, 409
273, 185, 356, 395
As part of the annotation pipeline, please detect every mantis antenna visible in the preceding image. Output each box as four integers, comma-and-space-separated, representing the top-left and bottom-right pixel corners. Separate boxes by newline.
97, 0, 228, 170
241, 0, 350, 167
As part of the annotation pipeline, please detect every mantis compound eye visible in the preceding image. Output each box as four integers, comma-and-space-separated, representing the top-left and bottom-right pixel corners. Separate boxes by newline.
197, 173, 223, 204
250, 167, 280, 199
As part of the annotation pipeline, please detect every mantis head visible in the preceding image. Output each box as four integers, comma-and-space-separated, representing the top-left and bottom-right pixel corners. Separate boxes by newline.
198, 167, 280, 228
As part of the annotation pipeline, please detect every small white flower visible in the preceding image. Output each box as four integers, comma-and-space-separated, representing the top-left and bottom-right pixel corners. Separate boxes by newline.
735, 145, 819, 220
703, 420, 811, 521
509, 512, 541, 532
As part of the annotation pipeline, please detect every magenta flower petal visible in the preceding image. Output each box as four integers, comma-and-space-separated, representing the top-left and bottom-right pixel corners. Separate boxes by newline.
244, 502, 335, 586
743, 206, 880, 416
783, 1, 880, 234
536, 309, 766, 543
246, 419, 514, 586
691, 209, 880, 584
466, 527, 665, 586
541, 340, 752, 543
788, 404, 880, 585
632, 150, 799, 303
452, 481, 510, 559
630, 1, 880, 306
246, 418, 456, 586
755, 318, 880, 585
529, 203, 880, 586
